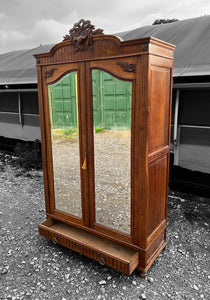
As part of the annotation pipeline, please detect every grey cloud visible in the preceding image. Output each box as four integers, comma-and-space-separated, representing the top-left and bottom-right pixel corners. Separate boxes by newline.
0, 0, 210, 54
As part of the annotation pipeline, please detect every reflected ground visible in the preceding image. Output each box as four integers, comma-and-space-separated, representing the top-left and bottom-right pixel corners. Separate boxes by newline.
52, 129, 82, 218
52, 129, 131, 234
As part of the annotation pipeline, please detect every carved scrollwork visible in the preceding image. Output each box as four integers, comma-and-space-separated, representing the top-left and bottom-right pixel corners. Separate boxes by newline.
117, 62, 136, 73
63, 19, 104, 53
45, 68, 57, 79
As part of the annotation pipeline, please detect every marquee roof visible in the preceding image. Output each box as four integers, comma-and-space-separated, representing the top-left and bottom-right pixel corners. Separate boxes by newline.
0, 44, 52, 85
1, 15, 210, 85
118, 15, 210, 78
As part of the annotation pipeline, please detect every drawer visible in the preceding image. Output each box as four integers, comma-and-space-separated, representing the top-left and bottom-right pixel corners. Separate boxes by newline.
39, 219, 139, 275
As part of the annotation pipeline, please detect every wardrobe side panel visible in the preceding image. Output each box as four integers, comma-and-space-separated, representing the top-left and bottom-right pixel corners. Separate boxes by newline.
147, 56, 173, 239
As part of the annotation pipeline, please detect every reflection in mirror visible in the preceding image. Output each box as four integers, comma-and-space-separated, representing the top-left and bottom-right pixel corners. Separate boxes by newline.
48, 72, 82, 217
92, 70, 132, 234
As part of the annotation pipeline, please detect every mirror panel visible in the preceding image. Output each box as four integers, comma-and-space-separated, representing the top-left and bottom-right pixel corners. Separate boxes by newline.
48, 72, 82, 218
92, 70, 132, 234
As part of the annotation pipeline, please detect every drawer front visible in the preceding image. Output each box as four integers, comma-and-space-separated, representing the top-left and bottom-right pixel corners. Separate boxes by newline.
39, 221, 138, 275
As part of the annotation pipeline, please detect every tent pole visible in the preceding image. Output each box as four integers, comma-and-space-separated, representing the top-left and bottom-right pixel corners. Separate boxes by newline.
18, 92, 23, 127
173, 89, 180, 166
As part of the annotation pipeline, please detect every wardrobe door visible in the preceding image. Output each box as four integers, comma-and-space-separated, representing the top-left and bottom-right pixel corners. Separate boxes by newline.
43, 63, 89, 226
48, 71, 82, 218
86, 60, 136, 239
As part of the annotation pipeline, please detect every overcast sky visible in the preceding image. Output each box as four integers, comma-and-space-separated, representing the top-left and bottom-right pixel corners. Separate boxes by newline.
1, 0, 210, 54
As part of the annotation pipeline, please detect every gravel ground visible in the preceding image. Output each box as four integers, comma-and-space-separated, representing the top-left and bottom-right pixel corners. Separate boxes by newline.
0, 151, 210, 300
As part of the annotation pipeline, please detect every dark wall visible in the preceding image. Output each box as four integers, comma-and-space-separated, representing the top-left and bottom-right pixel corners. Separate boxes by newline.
179, 90, 210, 126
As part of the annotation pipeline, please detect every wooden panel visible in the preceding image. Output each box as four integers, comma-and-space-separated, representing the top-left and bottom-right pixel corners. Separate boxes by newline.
137, 229, 166, 273
34, 36, 174, 66
39, 219, 139, 275
132, 55, 149, 248
149, 65, 171, 153
147, 155, 168, 237
36, 64, 50, 214
146, 230, 165, 265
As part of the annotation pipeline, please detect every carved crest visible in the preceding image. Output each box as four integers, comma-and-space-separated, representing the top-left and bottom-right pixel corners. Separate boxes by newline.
63, 19, 104, 53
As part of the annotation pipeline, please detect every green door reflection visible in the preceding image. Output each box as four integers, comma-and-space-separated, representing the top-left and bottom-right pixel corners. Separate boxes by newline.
48, 72, 82, 218
92, 70, 132, 234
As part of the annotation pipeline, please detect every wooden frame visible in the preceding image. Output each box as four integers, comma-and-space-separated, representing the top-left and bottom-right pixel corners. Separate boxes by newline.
35, 20, 175, 276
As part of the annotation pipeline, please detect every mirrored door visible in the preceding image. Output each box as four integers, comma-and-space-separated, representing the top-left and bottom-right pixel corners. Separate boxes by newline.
91, 69, 132, 235
47, 71, 82, 218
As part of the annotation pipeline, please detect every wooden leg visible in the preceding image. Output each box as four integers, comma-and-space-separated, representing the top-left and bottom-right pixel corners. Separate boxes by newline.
162, 245, 166, 252
139, 271, 146, 278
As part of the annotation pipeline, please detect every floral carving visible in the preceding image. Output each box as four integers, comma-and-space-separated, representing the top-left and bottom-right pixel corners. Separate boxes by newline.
45, 68, 57, 79
117, 62, 136, 73
63, 19, 104, 53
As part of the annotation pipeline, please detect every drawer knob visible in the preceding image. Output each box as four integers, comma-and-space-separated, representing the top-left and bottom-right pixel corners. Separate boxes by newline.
99, 255, 106, 266
52, 236, 58, 244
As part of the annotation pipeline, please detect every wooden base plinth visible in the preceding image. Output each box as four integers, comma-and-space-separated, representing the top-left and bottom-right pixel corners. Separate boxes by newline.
39, 219, 139, 275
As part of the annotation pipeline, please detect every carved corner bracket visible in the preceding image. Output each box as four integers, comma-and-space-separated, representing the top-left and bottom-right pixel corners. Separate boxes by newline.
117, 62, 136, 73
63, 19, 104, 53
